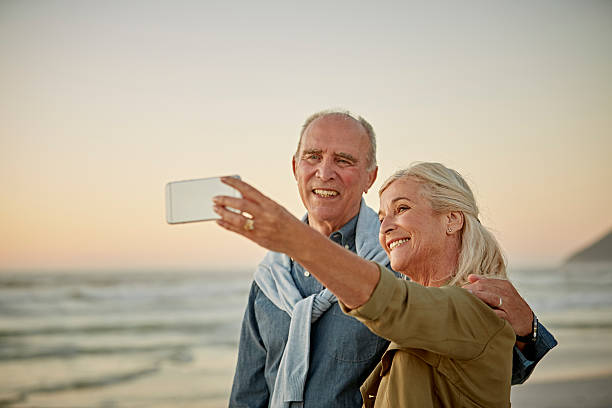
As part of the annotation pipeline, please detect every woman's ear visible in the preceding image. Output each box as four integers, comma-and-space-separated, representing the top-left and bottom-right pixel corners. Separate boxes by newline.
446, 211, 464, 234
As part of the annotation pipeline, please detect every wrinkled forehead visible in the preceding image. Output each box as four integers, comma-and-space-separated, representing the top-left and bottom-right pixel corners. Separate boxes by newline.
299, 115, 370, 155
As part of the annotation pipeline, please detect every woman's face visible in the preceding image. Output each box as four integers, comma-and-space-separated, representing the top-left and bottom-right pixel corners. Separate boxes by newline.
378, 178, 449, 280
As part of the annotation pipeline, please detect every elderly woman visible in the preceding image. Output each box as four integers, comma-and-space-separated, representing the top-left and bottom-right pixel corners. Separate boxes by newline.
214, 162, 514, 407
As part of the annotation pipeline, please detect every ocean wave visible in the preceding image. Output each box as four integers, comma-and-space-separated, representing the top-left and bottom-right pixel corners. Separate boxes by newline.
0, 332, 237, 360
0, 282, 250, 321
547, 321, 612, 329
0, 325, 239, 361
0, 320, 235, 338
0, 269, 252, 290
0, 363, 160, 406
0, 342, 205, 362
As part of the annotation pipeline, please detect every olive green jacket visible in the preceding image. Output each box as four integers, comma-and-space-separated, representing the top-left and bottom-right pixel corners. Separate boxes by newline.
340, 263, 515, 408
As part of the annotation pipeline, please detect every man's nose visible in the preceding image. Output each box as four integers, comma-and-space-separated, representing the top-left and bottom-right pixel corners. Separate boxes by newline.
315, 159, 336, 180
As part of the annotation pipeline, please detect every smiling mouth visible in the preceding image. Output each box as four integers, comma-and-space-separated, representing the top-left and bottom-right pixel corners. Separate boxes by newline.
313, 189, 339, 198
388, 238, 410, 251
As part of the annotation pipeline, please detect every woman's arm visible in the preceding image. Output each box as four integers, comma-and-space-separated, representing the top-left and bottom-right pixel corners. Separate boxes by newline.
213, 177, 380, 309
345, 263, 514, 359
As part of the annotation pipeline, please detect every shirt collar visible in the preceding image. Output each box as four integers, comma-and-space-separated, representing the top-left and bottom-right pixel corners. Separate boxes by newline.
304, 212, 359, 250
329, 214, 358, 249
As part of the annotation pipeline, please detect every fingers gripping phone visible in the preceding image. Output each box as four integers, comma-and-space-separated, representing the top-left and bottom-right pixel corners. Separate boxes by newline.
165, 175, 241, 224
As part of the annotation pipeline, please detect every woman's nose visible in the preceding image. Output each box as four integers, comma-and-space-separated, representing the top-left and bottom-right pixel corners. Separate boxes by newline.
380, 216, 395, 234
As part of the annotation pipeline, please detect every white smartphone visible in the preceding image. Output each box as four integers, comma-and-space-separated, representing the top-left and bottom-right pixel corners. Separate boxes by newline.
165, 175, 241, 224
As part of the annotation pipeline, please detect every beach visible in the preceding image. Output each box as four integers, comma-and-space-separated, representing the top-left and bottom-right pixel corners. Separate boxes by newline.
510, 263, 612, 408
512, 375, 612, 408
1, 263, 611, 407
510, 325, 612, 408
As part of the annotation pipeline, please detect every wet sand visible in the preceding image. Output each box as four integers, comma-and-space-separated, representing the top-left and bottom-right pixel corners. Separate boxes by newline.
511, 374, 612, 408
510, 325, 612, 408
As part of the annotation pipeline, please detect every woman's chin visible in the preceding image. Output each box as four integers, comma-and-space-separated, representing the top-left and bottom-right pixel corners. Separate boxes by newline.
390, 258, 409, 275
389, 252, 410, 275
390, 257, 419, 282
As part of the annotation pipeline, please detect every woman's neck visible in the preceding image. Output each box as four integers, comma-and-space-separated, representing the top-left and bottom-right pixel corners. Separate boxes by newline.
409, 244, 460, 287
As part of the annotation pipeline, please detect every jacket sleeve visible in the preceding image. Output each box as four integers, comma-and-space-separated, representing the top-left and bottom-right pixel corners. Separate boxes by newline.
341, 263, 513, 360
229, 282, 269, 408
511, 320, 558, 384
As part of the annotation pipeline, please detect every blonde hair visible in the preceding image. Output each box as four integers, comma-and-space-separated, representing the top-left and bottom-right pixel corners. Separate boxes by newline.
379, 162, 507, 286
295, 109, 377, 171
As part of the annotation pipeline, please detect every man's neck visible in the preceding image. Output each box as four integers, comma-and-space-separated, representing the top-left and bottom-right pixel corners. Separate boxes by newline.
308, 211, 361, 237
309, 219, 337, 237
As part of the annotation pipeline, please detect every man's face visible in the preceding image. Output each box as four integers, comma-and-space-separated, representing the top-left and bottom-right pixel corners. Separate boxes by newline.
292, 114, 377, 234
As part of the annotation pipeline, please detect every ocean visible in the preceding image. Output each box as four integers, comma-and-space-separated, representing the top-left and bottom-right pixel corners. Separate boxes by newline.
0, 269, 249, 407
1, 263, 611, 407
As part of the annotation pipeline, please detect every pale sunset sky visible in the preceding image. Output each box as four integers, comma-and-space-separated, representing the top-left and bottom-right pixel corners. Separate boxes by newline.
1, 1, 610, 272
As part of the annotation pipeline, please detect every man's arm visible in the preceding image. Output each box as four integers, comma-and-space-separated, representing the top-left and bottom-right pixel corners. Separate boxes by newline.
511, 320, 557, 384
464, 275, 558, 385
229, 282, 269, 408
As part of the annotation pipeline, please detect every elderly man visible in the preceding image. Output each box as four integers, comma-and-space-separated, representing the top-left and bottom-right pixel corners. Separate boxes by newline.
229, 110, 556, 407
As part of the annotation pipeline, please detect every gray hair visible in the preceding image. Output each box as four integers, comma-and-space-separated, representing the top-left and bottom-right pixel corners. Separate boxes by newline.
295, 109, 377, 171
380, 162, 507, 286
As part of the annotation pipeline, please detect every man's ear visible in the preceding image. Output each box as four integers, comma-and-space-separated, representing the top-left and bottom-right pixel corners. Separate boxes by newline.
292, 155, 297, 180
364, 166, 378, 193
446, 211, 464, 234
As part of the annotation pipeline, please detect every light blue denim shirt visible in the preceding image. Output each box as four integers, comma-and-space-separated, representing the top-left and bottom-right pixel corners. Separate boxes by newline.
228, 209, 557, 407
229, 214, 390, 407
512, 319, 558, 384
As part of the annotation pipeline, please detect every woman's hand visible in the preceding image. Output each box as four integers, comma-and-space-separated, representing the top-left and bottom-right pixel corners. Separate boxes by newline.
214, 177, 380, 308
212, 177, 304, 254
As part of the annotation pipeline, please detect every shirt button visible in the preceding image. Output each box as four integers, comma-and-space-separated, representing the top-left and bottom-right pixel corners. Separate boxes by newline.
344, 244, 350, 249
304, 271, 310, 277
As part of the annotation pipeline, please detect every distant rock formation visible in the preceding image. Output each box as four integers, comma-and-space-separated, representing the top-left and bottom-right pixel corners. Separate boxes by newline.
566, 229, 612, 263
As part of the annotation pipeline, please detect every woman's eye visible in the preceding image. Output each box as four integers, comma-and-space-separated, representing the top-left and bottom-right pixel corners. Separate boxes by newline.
397, 205, 410, 213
